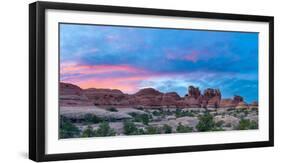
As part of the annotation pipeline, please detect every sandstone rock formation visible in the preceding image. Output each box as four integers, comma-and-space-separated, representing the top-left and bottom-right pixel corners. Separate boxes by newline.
59, 82, 256, 109
60, 82, 91, 106
202, 88, 221, 108
235, 101, 249, 109
161, 92, 181, 107
184, 86, 202, 108
249, 101, 258, 110
84, 88, 128, 106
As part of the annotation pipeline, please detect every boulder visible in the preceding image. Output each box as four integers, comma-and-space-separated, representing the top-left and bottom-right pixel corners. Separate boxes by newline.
214, 115, 240, 128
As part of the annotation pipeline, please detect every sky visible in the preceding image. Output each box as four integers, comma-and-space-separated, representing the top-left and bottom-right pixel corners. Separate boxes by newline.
60, 23, 258, 103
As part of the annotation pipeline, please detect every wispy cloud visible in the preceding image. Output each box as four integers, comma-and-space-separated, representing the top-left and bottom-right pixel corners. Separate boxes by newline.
60, 23, 259, 102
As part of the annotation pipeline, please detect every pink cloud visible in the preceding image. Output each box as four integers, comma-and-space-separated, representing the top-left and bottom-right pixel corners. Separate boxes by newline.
60, 63, 188, 93
183, 51, 199, 62
166, 49, 210, 63
61, 62, 145, 75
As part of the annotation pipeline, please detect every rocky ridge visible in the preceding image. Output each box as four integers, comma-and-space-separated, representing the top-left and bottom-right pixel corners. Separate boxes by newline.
60, 82, 258, 109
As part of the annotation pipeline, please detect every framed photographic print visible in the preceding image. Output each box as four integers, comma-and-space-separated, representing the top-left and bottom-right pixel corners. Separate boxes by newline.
29, 1, 274, 162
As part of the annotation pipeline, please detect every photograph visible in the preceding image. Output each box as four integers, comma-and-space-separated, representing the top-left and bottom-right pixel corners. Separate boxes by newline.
59, 23, 259, 139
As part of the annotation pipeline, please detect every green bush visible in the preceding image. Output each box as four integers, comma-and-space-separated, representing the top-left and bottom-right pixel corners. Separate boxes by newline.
81, 126, 95, 137
145, 126, 161, 134
93, 122, 116, 137
129, 113, 150, 125
176, 123, 193, 133
59, 116, 80, 138
123, 121, 143, 135
84, 114, 102, 124
81, 122, 116, 137
152, 110, 161, 116
162, 124, 172, 133
196, 113, 216, 132
236, 119, 258, 130
175, 109, 194, 118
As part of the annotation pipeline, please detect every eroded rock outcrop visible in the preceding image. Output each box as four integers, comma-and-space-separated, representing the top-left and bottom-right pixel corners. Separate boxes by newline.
202, 88, 221, 108
60, 82, 91, 106
59, 82, 255, 109
184, 86, 202, 108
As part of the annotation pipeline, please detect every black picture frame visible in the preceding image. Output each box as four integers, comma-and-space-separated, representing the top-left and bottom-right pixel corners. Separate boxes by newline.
29, 1, 274, 162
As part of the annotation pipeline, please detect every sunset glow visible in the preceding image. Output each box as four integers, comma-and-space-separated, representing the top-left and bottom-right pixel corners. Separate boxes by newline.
60, 24, 258, 102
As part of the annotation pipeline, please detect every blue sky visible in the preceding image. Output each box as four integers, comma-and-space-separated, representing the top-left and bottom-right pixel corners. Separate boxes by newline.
60, 23, 258, 103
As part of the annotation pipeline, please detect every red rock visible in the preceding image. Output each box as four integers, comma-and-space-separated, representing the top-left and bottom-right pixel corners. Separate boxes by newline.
236, 101, 249, 109
84, 88, 127, 106
59, 82, 90, 106
187, 86, 201, 98
184, 86, 202, 108
184, 96, 202, 108
134, 88, 163, 97
59, 82, 250, 109
251, 101, 258, 106
161, 92, 181, 107
220, 99, 236, 108
249, 101, 258, 109
133, 88, 164, 107
233, 95, 243, 104
202, 88, 221, 108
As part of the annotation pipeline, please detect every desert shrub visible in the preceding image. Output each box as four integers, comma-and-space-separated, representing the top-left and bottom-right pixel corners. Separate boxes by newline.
129, 113, 151, 125
93, 122, 116, 137
236, 119, 258, 130
81, 126, 95, 137
106, 107, 118, 112
176, 123, 193, 133
162, 124, 172, 133
84, 114, 102, 124
145, 126, 161, 134
175, 109, 194, 118
60, 116, 80, 138
196, 113, 216, 132
249, 121, 258, 129
152, 110, 161, 116
123, 121, 144, 135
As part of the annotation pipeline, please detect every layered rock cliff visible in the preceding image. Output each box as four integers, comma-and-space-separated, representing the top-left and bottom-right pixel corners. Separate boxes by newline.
59, 82, 257, 109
